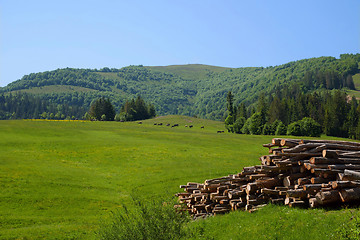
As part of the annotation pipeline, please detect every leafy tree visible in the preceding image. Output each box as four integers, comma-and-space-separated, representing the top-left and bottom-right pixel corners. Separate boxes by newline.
287, 121, 302, 136
300, 117, 322, 137
89, 97, 115, 121
275, 121, 287, 135
233, 117, 246, 134
119, 96, 156, 121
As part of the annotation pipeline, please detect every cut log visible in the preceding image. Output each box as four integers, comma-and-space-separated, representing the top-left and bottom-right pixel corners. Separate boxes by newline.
343, 169, 360, 180
280, 139, 302, 147
331, 181, 360, 189
289, 200, 306, 208
315, 190, 340, 205
309, 198, 320, 208
328, 165, 360, 171
339, 188, 360, 202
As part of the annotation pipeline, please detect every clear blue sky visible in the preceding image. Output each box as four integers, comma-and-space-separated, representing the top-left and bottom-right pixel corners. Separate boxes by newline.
1, 0, 359, 87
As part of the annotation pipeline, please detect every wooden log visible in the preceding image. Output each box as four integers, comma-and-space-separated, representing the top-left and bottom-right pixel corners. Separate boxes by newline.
261, 188, 280, 196
246, 183, 258, 194
271, 198, 285, 204
282, 143, 322, 153
286, 189, 307, 198
289, 200, 306, 208
343, 169, 360, 180
331, 181, 360, 189
339, 187, 360, 202
309, 198, 321, 208
311, 177, 330, 184
263, 143, 275, 148
315, 190, 341, 205
272, 138, 283, 146
303, 184, 324, 192
311, 156, 360, 165
297, 177, 311, 185
256, 177, 281, 189
301, 139, 360, 147
340, 151, 360, 158
328, 165, 360, 171
322, 150, 340, 158
275, 152, 322, 158
280, 139, 302, 147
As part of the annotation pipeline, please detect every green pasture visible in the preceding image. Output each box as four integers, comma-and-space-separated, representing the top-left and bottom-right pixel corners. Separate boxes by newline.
0, 116, 359, 239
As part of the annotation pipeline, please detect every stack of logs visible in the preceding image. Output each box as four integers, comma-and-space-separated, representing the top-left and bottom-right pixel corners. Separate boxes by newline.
175, 138, 360, 218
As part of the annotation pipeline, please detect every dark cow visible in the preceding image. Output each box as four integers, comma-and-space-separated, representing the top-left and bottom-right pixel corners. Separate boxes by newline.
217, 130, 224, 133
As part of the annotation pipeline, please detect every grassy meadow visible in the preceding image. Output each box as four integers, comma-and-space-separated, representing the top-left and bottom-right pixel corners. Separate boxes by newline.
1, 116, 360, 239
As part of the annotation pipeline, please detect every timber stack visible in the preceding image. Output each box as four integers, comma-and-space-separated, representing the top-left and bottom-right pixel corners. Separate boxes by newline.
175, 138, 360, 219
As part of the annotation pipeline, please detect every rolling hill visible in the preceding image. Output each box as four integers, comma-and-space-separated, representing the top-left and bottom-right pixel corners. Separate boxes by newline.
1, 54, 359, 120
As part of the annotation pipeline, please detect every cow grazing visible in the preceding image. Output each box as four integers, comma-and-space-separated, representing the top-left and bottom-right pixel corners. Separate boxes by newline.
217, 130, 224, 133
201, 126, 204, 129
189, 125, 193, 128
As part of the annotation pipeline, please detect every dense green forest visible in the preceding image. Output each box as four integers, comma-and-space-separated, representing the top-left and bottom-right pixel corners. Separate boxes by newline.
0, 53, 359, 120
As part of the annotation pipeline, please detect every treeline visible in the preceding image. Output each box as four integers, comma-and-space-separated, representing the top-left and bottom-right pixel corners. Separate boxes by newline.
0, 92, 86, 120
117, 96, 156, 121
225, 86, 360, 139
1, 54, 359, 120
84, 96, 155, 122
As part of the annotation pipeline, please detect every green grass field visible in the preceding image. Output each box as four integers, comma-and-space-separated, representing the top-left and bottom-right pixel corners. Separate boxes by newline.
1, 116, 360, 239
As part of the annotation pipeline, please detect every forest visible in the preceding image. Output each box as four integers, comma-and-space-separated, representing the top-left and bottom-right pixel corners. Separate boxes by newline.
0, 53, 359, 122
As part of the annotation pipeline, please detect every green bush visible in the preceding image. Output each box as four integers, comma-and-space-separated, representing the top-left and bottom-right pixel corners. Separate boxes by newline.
300, 117, 322, 137
233, 117, 246, 134
262, 123, 272, 135
241, 118, 251, 134
248, 112, 264, 135
287, 117, 322, 137
287, 121, 303, 136
97, 197, 191, 240
271, 120, 281, 135
275, 121, 287, 135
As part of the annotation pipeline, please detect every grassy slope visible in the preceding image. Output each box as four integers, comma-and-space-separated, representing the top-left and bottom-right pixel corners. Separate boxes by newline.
1, 117, 360, 239
348, 73, 360, 99
147, 64, 230, 80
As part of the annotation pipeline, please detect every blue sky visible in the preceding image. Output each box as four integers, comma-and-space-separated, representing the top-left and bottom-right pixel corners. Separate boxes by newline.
1, 0, 359, 87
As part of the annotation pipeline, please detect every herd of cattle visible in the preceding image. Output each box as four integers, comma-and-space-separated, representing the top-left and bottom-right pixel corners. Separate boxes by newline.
136, 121, 225, 133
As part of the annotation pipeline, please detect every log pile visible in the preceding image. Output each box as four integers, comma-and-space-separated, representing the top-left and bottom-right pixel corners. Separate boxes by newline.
175, 138, 360, 218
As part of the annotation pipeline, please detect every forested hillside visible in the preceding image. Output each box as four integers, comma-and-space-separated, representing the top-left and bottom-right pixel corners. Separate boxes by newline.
0, 54, 359, 120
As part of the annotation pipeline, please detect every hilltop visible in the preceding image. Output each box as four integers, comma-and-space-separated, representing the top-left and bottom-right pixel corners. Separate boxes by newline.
1, 54, 359, 120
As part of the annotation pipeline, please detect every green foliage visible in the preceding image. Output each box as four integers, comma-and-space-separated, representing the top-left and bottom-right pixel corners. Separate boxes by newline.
287, 117, 322, 137
233, 117, 246, 134
247, 112, 265, 135
262, 123, 272, 135
119, 95, 156, 121
1, 54, 359, 120
97, 197, 191, 240
88, 97, 116, 121
300, 117, 322, 137
287, 121, 303, 136
275, 121, 287, 135
0, 92, 86, 120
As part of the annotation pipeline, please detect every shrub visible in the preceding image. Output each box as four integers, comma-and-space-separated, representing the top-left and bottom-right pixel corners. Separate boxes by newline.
233, 117, 246, 134
97, 197, 191, 240
300, 117, 322, 137
241, 118, 251, 134
248, 112, 264, 135
287, 121, 302, 136
287, 117, 322, 137
271, 120, 281, 135
275, 121, 287, 135
262, 123, 272, 135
